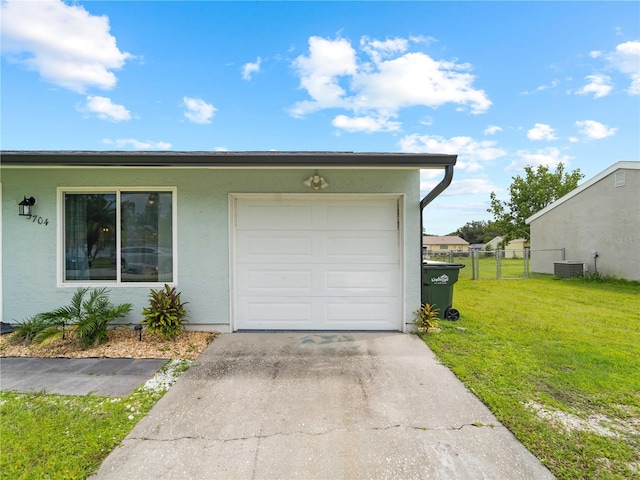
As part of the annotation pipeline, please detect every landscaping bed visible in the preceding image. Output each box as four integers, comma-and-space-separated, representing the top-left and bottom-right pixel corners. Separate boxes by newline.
0, 328, 217, 360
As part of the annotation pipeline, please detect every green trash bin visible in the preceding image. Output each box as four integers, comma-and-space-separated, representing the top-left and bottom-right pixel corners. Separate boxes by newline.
421, 261, 466, 320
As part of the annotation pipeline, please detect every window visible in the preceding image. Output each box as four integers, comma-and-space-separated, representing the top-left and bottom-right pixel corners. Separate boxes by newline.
439, 244, 448, 250
62, 189, 174, 284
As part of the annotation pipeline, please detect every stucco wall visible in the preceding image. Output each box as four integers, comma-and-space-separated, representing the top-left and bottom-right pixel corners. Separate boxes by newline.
1, 167, 422, 330
529, 167, 640, 280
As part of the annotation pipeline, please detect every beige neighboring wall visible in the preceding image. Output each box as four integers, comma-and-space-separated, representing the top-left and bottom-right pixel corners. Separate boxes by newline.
527, 162, 640, 280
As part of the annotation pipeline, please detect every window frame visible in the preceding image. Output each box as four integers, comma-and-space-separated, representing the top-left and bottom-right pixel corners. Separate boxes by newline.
57, 186, 177, 287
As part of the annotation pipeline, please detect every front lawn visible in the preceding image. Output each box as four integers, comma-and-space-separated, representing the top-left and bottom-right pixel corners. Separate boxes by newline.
0, 360, 189, 480
421, 274, 640, 479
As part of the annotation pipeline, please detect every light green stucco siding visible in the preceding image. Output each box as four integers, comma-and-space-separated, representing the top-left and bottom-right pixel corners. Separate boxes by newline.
1, 167, 423, 331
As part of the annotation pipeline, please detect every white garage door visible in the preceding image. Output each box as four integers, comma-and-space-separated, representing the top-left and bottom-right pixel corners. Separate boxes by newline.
233, 196, 401, 331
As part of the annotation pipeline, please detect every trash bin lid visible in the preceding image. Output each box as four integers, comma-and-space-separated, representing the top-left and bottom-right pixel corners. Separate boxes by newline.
422, 261, 466, 269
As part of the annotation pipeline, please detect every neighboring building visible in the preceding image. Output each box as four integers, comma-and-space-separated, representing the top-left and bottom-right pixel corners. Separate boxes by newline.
484, 236, 503, 251
422, 235, 469, 258
1, 150, 457, 331
469, 243, 485, 252
526, 161, 640, 281
504, 238, 527, 258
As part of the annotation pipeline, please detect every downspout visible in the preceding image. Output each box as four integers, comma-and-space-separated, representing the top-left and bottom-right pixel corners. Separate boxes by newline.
419, 164, 455, 297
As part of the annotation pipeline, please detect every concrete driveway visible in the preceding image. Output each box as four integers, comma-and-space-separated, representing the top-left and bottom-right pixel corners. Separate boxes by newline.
93, 332, 553, 479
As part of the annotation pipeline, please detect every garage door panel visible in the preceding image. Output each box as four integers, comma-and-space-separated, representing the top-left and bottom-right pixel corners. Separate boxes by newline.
246, 270, 312, 291
324, 298, 400, 328
237, 232, 314, 262
324, 267, 397, 294
239, 230, 397, 264
237, 202, 314, 230
238, 297, 398, 331
237, 300, 314, 329
239, 264, 398, 297
325, 231, 397, 262
324, 201, 397, 230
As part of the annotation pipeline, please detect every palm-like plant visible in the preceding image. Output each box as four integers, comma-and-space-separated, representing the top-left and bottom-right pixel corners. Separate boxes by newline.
413, 303, 440, 332
35, 287, 132, 347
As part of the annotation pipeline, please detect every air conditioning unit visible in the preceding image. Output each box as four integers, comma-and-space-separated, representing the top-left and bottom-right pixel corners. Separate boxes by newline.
554, 261, 585, 278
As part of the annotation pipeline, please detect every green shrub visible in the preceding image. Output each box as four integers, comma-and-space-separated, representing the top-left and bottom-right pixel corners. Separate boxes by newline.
12, 315, 56, 343
141, 284, 189, 339
32, 287, 133, 348
413, 303, 440, 332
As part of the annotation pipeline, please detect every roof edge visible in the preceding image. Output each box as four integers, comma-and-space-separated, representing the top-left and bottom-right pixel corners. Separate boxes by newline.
526, 161, 640, 224
0, 150, 457, 168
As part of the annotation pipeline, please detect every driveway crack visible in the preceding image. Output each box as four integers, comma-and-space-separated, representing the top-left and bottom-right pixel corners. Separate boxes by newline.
128, 422, 500, 444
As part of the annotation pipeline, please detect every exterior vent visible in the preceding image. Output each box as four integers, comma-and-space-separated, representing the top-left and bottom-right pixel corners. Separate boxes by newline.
615, 171, 625, 187
554, 261, 585, 278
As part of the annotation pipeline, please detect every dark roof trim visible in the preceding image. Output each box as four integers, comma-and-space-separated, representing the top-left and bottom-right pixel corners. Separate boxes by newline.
1, 151, 457, 168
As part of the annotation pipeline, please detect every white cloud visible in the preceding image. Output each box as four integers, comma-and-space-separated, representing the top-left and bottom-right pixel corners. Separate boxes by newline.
522, 79, 560, 95
290, 35, 491, 128
442, 178, 497, 196
606, 41, 640, 95
182, 97, 216, 124
360, 36, 409, 64
0, 0, 131, 93
575, 120, 617, 140
484, 125, 502, 135
242, 57, 261, 80
400, 134, 506, 172
102, 138, 171, 150
576, 74, 612, 98
332, 114, 401, 133
527, 123, 557, 141
506, 147, 573, 172
82, 96, 131, 122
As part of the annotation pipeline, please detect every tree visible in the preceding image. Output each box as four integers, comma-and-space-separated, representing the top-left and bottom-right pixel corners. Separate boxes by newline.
455, 220, 489, 244
488, 163, 584, 242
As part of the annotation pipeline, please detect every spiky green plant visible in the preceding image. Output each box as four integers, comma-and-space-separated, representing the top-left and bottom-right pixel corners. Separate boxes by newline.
141, 284, 189, 339
12, 315, 56, 343
413, 303, 440, 332
34, 287, 132, 347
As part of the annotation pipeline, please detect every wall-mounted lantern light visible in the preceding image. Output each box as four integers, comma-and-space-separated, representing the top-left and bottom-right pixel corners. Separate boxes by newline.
303, 173, 329, 191
18, 196, 36, 216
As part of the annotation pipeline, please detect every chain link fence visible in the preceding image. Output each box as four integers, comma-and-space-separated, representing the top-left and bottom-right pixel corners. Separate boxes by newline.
424, 248, 566, 280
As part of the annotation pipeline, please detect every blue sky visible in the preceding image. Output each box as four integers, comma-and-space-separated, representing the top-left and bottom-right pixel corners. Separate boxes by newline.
2, 1, 638, 235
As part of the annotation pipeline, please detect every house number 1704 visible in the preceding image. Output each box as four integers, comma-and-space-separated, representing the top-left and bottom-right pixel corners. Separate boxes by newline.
26, 215, 49, 226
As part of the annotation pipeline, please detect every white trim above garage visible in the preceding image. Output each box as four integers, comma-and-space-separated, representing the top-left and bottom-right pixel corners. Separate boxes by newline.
229, 194, 404, 331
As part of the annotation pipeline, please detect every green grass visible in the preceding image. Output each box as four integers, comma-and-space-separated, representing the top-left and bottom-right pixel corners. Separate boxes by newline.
421, 274, 640, 479
0, 360, 189, 480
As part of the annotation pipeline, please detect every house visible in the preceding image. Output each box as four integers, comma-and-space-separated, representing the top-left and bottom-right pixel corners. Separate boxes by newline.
484, 236, 503, 251
1, 150, 457, 332
422, 235, 469, 258
526, 161, 639, 281
504, 238, 527, 258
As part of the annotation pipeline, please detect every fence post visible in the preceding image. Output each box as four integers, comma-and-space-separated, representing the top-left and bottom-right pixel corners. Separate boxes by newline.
524, 248, 530, 278
471, 250, 477, 280
561, 247, 566, 261
496, 249, 501, 280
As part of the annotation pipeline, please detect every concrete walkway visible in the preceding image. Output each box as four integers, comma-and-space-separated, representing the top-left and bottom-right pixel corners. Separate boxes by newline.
0, 357, 167, 397
93, 332, 553, 479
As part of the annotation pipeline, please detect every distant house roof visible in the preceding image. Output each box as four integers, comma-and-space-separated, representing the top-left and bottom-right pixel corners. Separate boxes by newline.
526, 161, 639, 224
0, 151, 457, 169
423, 235, 469, 246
